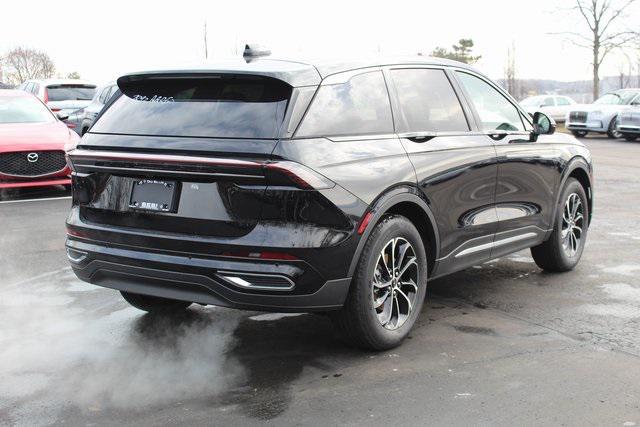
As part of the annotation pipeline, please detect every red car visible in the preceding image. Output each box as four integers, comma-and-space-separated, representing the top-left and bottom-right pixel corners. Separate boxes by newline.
0, 90, 79, 189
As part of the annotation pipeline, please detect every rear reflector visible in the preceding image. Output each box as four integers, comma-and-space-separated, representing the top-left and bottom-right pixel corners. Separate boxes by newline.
358, 211, 373, 234
222, 251, 298, 261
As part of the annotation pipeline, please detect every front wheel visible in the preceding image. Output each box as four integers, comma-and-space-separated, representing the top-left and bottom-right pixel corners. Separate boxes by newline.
607, 117, 622, 139
331, 215, 428, 350
121, 291, 192, 313
531, 178, 588, 272
571, 130, 588, 138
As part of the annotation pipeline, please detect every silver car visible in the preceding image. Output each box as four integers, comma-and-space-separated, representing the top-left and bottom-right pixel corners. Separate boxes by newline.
566, 89, 640, 138
617, 103, 640, 141
520, 95, 576, 123
79, 82, 117, 135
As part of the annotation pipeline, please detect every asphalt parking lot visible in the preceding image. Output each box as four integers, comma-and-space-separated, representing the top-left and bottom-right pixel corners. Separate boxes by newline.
2, 136, 640, 426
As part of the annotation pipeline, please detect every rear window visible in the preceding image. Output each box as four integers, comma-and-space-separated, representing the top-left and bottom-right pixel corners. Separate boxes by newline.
91, 75, 292, 139
46, 85, 96, 101
296, 71, 393, 138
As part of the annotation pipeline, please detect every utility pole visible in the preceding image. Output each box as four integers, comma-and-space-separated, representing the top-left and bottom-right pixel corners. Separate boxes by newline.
204, 20, 208, 60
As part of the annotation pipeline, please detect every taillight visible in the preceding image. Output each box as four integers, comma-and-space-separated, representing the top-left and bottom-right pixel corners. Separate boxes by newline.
66, 122, 76, 129
264, 161, 335, 190
43, 89, 49, 103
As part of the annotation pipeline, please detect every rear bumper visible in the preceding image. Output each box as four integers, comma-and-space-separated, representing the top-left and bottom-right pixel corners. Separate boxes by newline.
66, 238, 352, 312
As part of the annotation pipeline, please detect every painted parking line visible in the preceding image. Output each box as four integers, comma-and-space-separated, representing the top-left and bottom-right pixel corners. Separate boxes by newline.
0, 196, 71, 204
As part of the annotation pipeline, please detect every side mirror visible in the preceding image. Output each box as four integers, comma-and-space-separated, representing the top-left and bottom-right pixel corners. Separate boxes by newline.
56, 112, 69, 121
531, 112, 555, 141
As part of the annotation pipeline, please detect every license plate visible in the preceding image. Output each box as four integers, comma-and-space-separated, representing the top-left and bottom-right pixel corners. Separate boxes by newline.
129, 179, 178, 212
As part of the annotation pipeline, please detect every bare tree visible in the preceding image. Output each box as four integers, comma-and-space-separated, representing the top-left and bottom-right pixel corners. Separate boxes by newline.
1, 47, 55, 85
554, 0, 638, 100
504, 42, 518, 98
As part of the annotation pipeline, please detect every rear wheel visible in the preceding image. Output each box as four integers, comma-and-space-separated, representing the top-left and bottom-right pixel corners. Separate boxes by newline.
571, 130, 588, 138
121, 291, 192, 313
531, 178, 588, 272
607, 117, 622, 139
331, 215, 427, 350
622, 133, 638, 142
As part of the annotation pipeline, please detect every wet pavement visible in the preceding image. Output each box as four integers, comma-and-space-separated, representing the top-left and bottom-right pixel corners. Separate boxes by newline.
1, 137, 640, 426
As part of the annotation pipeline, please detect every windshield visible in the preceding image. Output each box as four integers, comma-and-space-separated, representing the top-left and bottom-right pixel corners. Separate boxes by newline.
594, 91, 639, 105
91, 75, 292, 139
0, 96, 56, 124
46, 85, 96, 101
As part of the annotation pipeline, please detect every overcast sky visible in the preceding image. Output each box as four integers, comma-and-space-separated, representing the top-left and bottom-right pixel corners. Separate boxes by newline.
1, 0, 638, 85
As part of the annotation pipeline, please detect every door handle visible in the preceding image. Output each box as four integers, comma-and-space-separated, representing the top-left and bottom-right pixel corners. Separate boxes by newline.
398, 132, 437, 143
487, 131, 508, 141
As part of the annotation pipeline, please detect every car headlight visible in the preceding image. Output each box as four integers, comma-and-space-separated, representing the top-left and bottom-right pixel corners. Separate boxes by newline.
590, 110, 603, 119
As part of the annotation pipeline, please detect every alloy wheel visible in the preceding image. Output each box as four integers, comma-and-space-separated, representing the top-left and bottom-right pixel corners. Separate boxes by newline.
371, 237, 419, 330
561, 193, 584, 257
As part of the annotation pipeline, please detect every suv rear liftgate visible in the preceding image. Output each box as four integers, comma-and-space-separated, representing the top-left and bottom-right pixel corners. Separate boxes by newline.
65, 73, 367, 311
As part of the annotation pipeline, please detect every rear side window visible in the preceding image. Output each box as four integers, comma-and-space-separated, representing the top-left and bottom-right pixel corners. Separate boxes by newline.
91, 75, 291, 139
456, 72, 524, 132
46, 85, 96, 101
296, 71, 393, 138
390, 68, 468, 132
556, 97, 571, 106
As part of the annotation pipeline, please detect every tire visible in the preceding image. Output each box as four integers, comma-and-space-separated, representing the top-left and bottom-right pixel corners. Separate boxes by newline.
120, 291, 192, 313
571, 130, 588, 138
531, 178, 588, 272
331, 215, 428, 350
606, 117, 621, 139
81, 127, 89, 136
622, 133, 638, 142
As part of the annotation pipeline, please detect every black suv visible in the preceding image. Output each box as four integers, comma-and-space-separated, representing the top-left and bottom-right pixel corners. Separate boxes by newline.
66, 55, 593, 350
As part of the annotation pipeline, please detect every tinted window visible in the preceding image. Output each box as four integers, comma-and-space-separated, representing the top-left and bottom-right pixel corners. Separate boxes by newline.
296, 71, 393, 137
91, 75, 291, 139
46, 85, 96, 101
456, 72, 524, 132
391, 68, 468, 132
0, 96, 55, 124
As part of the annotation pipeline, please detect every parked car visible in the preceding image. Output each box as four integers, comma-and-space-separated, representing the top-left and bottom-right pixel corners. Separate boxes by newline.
0, 81, 13, 89
520, 95, 576, 122
0, 90, 79, 189
79, 82, 117, 135
565, 89, 640, 138
616, 103, 640, 141
18, 79, 97, 133
65, 55, 593, 350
